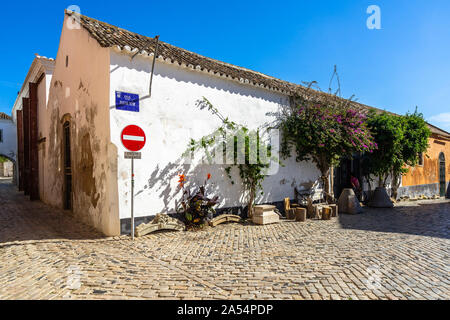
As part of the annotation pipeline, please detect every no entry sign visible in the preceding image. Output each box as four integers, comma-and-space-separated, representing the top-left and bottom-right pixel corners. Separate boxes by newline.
121, 125, 146, 152
121, 125, 146, 240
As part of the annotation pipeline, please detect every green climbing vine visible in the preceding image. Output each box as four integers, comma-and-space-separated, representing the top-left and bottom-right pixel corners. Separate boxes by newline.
185, 97, 276, 217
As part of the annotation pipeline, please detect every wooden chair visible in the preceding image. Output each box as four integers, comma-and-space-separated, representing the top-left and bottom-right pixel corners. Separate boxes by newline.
284, 198, 299, 219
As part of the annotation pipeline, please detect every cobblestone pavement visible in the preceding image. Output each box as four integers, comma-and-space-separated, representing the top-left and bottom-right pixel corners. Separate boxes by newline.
0, 179, 449, 300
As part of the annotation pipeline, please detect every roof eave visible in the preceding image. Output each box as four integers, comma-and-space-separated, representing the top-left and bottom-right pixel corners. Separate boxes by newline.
11, 56, 55, 115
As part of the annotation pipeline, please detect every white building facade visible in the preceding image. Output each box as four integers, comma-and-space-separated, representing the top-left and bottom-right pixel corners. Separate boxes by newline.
11, 11, 450, 236
109, 48, 322, 233
0, 113, 16, 179
15, 11, 324, 235
0, 113, 16, 162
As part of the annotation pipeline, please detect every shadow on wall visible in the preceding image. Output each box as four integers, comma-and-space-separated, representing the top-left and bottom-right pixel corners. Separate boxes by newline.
338, 202, 450, 240
109, 53, 288, 105
133, 152, 280, 218
153, 62, 288, 104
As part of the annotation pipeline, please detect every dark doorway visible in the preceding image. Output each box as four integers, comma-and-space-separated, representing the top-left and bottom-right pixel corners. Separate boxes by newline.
439, 152, 446, 197
334, 154, 362, 199
334, 158, 351, 199
63, 121, 72, 210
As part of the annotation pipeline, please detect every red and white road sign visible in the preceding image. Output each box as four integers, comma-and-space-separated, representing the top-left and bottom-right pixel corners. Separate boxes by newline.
121, 125, 146, 152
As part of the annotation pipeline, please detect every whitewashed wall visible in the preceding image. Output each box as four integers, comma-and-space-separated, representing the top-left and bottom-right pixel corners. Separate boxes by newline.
109, 50, 321, 220
0, 119, 17, 161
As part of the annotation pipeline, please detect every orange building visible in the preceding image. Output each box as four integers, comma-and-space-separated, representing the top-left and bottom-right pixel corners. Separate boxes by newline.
400, 124, 450, 198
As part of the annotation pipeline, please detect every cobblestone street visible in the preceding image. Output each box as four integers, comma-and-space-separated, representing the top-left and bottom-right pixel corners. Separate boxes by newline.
0, 179, 449, 300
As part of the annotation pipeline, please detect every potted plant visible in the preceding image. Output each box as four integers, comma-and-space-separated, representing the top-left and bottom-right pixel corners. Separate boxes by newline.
176, 173, 219, 229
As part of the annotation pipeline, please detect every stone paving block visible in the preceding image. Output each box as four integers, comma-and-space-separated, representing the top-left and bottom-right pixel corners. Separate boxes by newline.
0, 180, 449, 300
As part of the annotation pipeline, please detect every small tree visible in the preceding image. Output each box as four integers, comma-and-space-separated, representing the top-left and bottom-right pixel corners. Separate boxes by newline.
365, 111, 405, 188
186, 97, 274, 218
279, 95, 376, 203
402, 109, 431, 165
366, 109, 430, 198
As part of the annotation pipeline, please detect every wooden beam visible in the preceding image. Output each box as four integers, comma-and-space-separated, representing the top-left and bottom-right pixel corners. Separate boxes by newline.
29, 82, 39, 200
22, 97, 30, 196
16, 109, 24, 191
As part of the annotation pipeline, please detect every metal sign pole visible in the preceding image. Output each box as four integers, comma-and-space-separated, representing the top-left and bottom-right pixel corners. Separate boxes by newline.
121, 124, 145, 241
131, 157, 134, 240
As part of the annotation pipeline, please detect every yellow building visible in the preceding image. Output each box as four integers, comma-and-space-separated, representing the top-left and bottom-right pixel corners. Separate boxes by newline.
401, 124, 450, 198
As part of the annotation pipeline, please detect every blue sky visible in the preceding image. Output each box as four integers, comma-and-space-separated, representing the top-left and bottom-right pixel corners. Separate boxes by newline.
1, 0, 449, 130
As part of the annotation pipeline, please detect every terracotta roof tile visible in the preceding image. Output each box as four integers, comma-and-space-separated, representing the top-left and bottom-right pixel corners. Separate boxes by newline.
65, 11, 450, 138
0, 112, 12, 120
66, 10, 307, 95
66, 11, 394, 114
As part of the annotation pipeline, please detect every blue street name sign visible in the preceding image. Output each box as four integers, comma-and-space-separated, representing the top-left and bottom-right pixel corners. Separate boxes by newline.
115, 91, 139, 112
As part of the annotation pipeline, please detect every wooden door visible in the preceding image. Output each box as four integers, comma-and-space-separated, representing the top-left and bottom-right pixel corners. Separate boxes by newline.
63, 121, 72, 210
439, 153, 446, 197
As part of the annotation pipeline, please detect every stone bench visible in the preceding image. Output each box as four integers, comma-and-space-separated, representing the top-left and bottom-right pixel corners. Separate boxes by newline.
252, 205, 280, 225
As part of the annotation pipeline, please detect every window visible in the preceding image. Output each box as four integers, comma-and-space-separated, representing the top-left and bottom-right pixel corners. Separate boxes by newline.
0, 129, 3, 143
418, 152, 424, 166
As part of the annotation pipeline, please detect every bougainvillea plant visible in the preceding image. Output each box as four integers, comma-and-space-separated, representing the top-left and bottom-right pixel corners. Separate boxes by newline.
279, 93, 377, 203
176, 173, 219, 228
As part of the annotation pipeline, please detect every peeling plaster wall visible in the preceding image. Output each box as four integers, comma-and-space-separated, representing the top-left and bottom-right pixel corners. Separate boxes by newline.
402, 136, 450, 187
109, 51, 321, 221
357, 136, 450, 199
399, 136, 450, 198
42, 16, 120, 235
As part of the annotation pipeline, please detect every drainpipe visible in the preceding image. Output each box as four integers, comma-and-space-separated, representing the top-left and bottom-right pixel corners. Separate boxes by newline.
148, 35, 160, 97
129, 35, 160, 98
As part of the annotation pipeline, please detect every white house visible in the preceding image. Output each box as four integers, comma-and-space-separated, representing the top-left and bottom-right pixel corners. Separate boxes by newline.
0, 112, 16, 161
13, 10, 448, 236
0, 112, 16, 179
11, 55, 54, 198
9, 10, 328, 235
